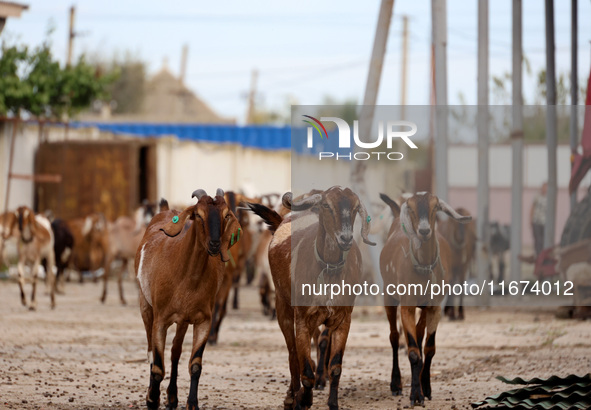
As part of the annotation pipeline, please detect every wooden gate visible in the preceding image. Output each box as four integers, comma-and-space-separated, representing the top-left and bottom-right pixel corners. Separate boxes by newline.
35, 140, 157, 220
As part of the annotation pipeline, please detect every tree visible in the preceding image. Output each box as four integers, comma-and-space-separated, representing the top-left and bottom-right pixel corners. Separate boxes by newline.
0, 39, 114, 120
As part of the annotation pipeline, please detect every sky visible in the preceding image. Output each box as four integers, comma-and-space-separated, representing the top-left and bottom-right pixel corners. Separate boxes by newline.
2, 1, 590, 124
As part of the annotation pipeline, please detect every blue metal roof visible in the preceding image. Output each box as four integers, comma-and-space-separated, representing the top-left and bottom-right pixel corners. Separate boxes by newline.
74, 122, 292, 151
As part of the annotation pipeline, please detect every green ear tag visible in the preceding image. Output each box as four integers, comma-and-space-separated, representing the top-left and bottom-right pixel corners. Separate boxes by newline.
366, 215, 371, 223
237, 227, 241, 242
172, 215, 179, 224
230, 233, 235, 246
402, 222, 407, 234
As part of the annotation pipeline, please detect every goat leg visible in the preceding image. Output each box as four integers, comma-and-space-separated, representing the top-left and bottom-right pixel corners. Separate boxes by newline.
326, 318, 351, 410
401, 306, 424, 407
187, 320, 210, 410
295, 318, 315, 409
314, 327, 329, 390
17, 259, 27, 307
166, 322, 188, 410
118, 259, 127, 305
385, 303, 402, 396
420, 306, 440, 401
147, 324, 167, 410
276, 299, 299, 409
29, 259, 43, 311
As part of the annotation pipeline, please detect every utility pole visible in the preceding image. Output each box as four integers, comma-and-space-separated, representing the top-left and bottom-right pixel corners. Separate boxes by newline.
545, 0, 558, 248
245, 69, 258, 124
179, 44, 189, 84
66, 5, 76, 66
432, 0, 448, 200
351, 0, 395, 288
400, 15, 409, 120
477, 0, 490, 300
570, 0, 578, 210
510, 0, 523, 283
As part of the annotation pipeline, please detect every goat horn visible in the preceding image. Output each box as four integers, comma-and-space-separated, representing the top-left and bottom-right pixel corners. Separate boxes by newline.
192, 189, 208, 199
281, 192, 293, 209
438, 198, 472, 223
216, 188, 224, 197
357, 200, 376, 246
289, 193, 322, 211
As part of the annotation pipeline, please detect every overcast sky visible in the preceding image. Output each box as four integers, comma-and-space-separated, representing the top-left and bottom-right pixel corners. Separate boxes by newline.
3, 1, 590, 123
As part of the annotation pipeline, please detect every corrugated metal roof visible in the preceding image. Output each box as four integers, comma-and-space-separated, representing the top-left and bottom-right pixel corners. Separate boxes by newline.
472, 374, 591, 410
74, 122, 292, 151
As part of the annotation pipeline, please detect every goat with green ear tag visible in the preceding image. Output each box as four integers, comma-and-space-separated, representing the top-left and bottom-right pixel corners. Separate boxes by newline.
136, 188, 241, 410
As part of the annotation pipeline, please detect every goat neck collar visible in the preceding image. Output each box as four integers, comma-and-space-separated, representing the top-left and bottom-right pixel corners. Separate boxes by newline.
20, 234, 34, 244
314, 239, 348, 279
404, 238, 441, 277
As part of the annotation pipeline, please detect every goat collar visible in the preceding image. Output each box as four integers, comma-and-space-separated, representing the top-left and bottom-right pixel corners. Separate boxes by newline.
314, 239, 348, 283
404, 238, 442, 277
20, 234, 34, 244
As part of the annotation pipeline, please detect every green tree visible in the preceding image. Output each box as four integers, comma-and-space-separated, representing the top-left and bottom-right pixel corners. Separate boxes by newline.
0, 39, 114, 120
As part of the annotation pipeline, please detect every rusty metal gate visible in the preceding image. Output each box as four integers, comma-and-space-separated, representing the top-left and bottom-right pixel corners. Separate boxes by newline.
34, 140, 157, 220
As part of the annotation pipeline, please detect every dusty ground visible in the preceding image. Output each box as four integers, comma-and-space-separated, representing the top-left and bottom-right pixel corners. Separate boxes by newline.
0, 278, 590, 410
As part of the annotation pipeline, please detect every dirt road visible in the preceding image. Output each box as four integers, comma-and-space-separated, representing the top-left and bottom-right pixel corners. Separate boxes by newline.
0, 278, 590, 409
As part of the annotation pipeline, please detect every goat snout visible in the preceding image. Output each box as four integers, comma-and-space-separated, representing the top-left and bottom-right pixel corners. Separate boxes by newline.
337, 232, 353, 250
418, 227, 431, 238
208, 239, 221, 253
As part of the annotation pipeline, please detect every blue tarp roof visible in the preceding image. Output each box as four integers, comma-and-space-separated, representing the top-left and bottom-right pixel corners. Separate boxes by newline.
74, 122, 292, 151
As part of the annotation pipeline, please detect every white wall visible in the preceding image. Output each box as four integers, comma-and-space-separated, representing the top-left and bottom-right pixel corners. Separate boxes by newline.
0, 123, 39, 210
156, 137, 292, 206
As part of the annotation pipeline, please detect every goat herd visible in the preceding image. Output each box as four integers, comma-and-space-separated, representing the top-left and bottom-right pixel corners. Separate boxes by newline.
0, 186, 480, 410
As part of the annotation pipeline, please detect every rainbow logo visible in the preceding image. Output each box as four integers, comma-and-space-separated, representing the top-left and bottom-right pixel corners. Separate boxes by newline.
302, 115, 328, 140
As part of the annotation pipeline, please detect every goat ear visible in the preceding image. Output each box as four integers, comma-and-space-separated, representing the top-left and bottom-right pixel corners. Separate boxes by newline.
220, 211, 241, 263
160, 207, 193, 237
27, 211, 38, 235
2, 213, 17, 239
32, 216, 51, 243
357, 199, 376, 246
437, 199, 472, 223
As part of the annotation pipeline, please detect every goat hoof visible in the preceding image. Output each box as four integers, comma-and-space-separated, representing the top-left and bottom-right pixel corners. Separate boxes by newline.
314, 382, 325, 391
391, 388, 402, 396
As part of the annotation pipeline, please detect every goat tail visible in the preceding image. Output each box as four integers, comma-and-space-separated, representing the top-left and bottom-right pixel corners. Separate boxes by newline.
246, 202, 283, 233
159, 198, 170, 212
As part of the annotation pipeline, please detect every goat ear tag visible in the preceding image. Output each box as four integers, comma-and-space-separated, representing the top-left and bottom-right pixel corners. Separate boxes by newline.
161, 208, 191, 237
366, 216, 371, 223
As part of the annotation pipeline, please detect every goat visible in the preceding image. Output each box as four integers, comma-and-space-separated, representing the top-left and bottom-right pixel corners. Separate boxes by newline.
438, 207, 476, 320
67, 213, 113, 303
379, 192, 471, 406
135, 188, 241, 410
108, 203, 156, 305
50, 219, 74, 294
247, 186, 374, 410
4, 206, 56, 310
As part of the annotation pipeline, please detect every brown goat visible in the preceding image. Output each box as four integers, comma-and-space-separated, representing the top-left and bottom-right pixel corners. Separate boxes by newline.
247, 186, 374, 410
439, 207, 476, 320
108, 201, 157, 305
135, 189, 240, 410
67, 213, 113, 302
379, 192, 471, 406
4, 206, 56, 310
